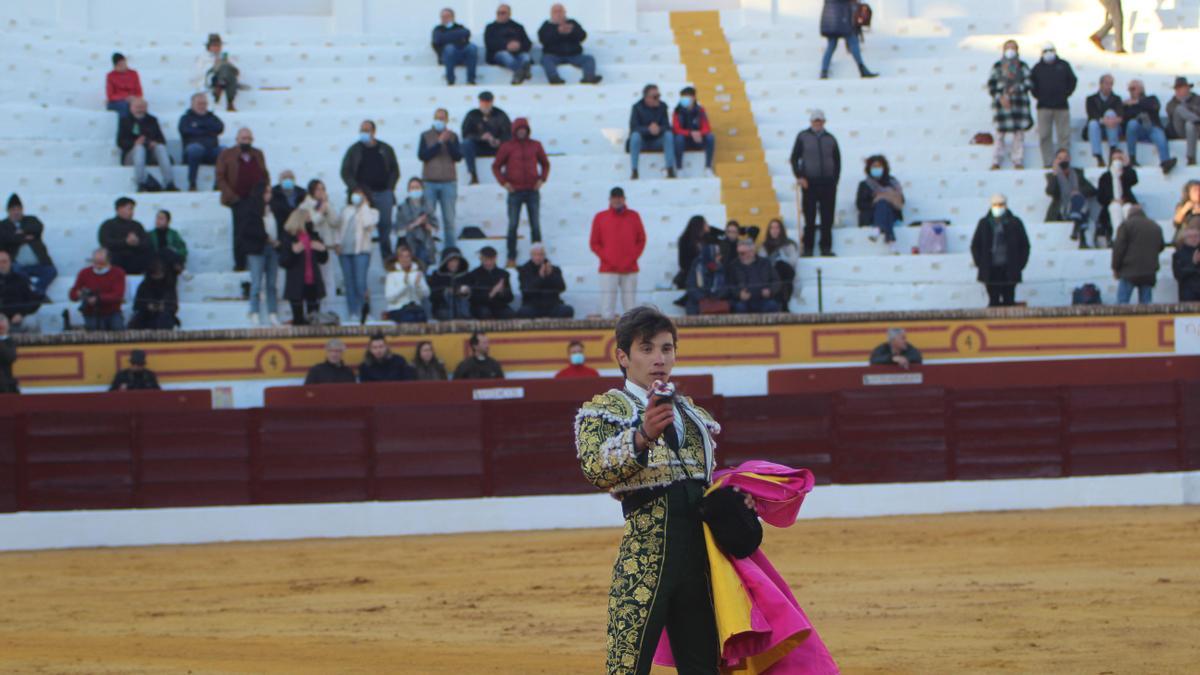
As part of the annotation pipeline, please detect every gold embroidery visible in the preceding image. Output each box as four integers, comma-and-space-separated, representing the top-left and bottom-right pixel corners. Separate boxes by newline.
606, 499, 667, 674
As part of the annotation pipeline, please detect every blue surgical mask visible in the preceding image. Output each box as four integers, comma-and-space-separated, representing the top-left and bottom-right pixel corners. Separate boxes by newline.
432, 119, 446, 132
350, 193, 364, 205
281, 178, 295, 191
358, 132, 372, 144
408, 190, 423, 201
869, 167, 884, 179
991, 206, 1006, 218
569, 352, 585, 366
679, 96, 693, 108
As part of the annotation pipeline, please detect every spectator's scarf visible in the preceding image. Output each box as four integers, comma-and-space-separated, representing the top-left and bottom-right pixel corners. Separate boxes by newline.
865, 175, 904, 210
298, 227, 316, 285
1000, 57, 1022, 92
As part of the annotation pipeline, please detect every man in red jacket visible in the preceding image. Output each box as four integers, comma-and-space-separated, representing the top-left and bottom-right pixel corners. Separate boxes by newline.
105, 53, 142, 118
69, 248, 127, 331
589, 187, 646, 318
492, 118, 550, 267
554, 340, 600, 378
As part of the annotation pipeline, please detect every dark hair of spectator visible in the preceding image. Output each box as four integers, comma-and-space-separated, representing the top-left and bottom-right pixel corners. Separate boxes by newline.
307, 178, 323, 195
158, 209, 171, 224
478, 90, 494, 102
368, 332, 386, 344
115, 196, 135, 210
408, 176, 424, 188
414, 340, 436, 363
864, 155, 891, 178
680, 86, 696, 96
642, 83, 658, 97
469, 331, 486, 348
614, 306, 677, 375
679, 215, 711, 250
111, 52, 125, 66
362, 119, 376, 132
568, 340, 584, 351
763, 218, 795, 255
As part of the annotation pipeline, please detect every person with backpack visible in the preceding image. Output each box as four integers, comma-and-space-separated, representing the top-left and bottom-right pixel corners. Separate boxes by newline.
819, 0, 877, 79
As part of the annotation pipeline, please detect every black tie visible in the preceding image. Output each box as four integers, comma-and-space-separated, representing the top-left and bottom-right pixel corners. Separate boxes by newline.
662, 401, 681, 452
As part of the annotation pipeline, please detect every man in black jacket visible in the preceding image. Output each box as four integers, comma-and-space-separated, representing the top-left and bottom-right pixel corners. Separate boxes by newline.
727, 239, 782, 313
305, 339, 356, 385
461, 91, 512, 184
178, 92, 225, 191
1030, 42, 1077, 169
0, 250, 40, 333
971, 195, 1031, 307
1085, 73, 1124, 167
0, 193, 56, 300
1123, 79, 1177, 174
269, 170, 307, 235
464, 246, 515, 319
790, 109, 841, 257
359, 334, 414, 382
340, 120, 401, 257
869, 328, 923, 369
485, 4, 533, 84
517, 243, 574, 318
537, 3, 601, 85
118, 97, 179, 192
452, 331, 505, 380
629, 84, 676, 180
98, 197, 154, 275
109, 349, 161, 391
431, 7, 478, 86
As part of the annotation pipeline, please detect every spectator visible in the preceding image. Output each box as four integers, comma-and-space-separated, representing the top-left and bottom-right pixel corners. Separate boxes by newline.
0, 314, 15, 394
672, 86, 715, 177
555, 340, 600, 378
869, 328, 923, 369
1173, 224, 1200, 302
728, 238, 782, 313
431, 8, 478, 86
1174, 180, 1200, 237
461, 91, 511, 185
987, 40, 1033, 171
0, 250, 40, 334
517, 243, 574, 318
761, 217, 800, 310
790, 109, 841, 256
718, 220, 744, 266
269, 170, 307, 234
0, 194, 56, 300
819, 0, 877, 79
1123, 79, 1177, 174
971, 195, 1031, 307
99, 196, 154, 275
304, 339, 355, 385
418, 108, 462, 250
69, 248, 127, 331
464, 246, 514, 319
453, 331, 505, 380
855, 154, 905, 253
493, 117, 549, 267
674, 214, 721, 291
341, 120, 401, 258
685, 243, 729, 316
1090, 0, 1125, 54
128, 259, 178, 330
216, 127, 270, 272
485, 4, 533, 84
1029, 42, 1077, 169
1166, 76, 1200, 167
194, 33, 240, 112
1085, 74, 1124, 167
299, 179, 339, 312
178, 92, 225, 191
1045, 148, 1098, 248
149, 210, 188, 279
590, 187, 646, 318
413, 341, 449, 381
1097, 148, 1138, 245
110, 349, 160, 390
118, 98, 179, 193
428, 247, 471, 320
396, 177, 439, 268
1112, 204, 1164, 304
105, 52, 141, 118
359, 334, 413, 382
279, 209, 330, 326
538, 4, 600, 85
242, 183, 280, 326
385, 246, 431, 324
628, 84, 676, 180
338, 188, 379, 323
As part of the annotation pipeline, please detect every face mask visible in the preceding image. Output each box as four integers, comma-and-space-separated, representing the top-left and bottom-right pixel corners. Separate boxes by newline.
614, 205, 625, 213
991, 206, 1006, 218
442, 21, 454, 28
1042, 52, 1056, 64
281, 178, 295, 191
1112, 160, 1123, 171
1004, 49, 1017, 60
358, 132, 372, 144
569, 353, 585, 366
350, 193, 364, 206
679, 96, 693, 108
432, 119, 446, 132
869, 167, 884, 179
408, 190, 423, 201
238, 142, 252, 152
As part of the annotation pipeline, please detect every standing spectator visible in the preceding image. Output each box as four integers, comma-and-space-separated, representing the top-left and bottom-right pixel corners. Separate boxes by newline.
428, 247, 471, 320
493, 117, 549, 267
484, 4, 533, 85
98, 197, 154, 275
0, 250, 40, 334
0, 315, 16, 394
1030, 43, 1077, 169
761, 218, 800, 310
431, 8, 478, 86
1090, 0, 1125, 54
517, 243, 574, 318
1085, 74, 1124, 167
1173, 224, 1200, 302
1123, 79, 1177, 174
869, 328, 923, 369
855, 154, 904, 253
971, 195, 1031, 307
590, 187, 646, 318
69, 248, 127, 331
299, 179, 339, 312
269, 170, 307, 234
461, 91, 511, 185
418, 108, 462, 250
412, 341, 449, 381
105, 52, 141, 118
1045, 148, 1098, 248
555, 340, 600, 378
672, 86, 715, 177
128, 259, 178, 330
728, 239, 782, 314
0, 194, 56, 300
341, 120, 400, 258
453, 331, 505, 380
178, 92, 225, 191
1097, 149, 1138, 246
110, 349, 160, 390
790, 109, 841, 256
685, 243, 728, 316
464, 246, 515, 319
673, 215, 721, 291
628, 84, 676, 180
279, 209, 330, 326
396, 177, 439, 268
304, 339, 355, 385
1166, 76, 1200, 167
118, 98, 179, 192
242, 183, 280, 326
537, 3, 601, 85
149, 209, 188, 278
819, 0, 877, 79
216, 127, 270, 272
194, 33, 240, 112
385, 246, 431, 324
987, 40, 1034, 171
359, 334, 413, 382
1111, 204, 1164, 304
338, 188, 379, 323
1174, 180, 1200, 238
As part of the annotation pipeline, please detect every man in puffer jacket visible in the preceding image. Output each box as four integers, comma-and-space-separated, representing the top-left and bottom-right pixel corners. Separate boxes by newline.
492, 118, 550, 267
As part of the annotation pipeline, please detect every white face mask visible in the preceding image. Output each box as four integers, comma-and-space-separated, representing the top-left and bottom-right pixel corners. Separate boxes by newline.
1004, 49, 1017, 60
1042, 52, 1056, 64
1112, 160, 1123, 171
991, 206, 1006, 218
350, 193, 363, 206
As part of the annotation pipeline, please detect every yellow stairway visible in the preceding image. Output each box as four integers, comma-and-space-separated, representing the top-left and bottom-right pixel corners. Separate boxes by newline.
668, 10, 779, 232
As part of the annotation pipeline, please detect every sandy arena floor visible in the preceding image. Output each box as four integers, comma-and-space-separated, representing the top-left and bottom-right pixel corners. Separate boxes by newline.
0, 505, 1198, 674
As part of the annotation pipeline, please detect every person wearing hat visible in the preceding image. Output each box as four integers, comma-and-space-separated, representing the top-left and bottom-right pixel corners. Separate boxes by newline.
589, 187, 646, 318
104, 52, 142, 118
971, 194, 1031, 307
1090, 0, 1125, 54
1123, 79, 1177, 175
462, 246, 514, 319
193, 33, 240, 112
493, 117, 550, 268
1167, 76, 1200, 167
0, 193, 57, 300
789, 109, 841, 256
460, 91, 512, 185
427, 246, 472, 320
109, 349, 160, 391
1030, 42, 1077, 169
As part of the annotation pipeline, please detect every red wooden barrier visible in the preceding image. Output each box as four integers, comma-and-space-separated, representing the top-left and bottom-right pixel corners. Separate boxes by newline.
0, 389, 212, 416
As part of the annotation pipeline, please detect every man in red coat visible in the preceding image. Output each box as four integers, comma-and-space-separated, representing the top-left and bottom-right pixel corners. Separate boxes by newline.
589, 187, 646, 318
105, 52, 142, 118
492, 118, 549, 267
69, 248, 127, 331
554, 340, 600, 378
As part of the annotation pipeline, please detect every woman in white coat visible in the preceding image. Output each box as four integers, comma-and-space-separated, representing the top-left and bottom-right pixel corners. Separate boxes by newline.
338, 187, 379, 323
384, 246, 431, 323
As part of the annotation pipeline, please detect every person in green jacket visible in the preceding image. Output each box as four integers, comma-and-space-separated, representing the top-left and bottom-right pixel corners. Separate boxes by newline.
149, 209, 188, 279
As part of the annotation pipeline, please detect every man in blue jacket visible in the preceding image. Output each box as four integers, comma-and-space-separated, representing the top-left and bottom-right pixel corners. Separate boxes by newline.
178, 92, 225, 191
431, 8, 477, 86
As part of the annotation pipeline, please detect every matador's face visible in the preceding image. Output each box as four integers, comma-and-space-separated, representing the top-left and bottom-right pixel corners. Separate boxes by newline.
618, 331, 676, 388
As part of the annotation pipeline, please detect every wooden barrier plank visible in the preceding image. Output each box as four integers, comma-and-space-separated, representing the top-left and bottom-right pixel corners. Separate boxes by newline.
1066, 383, 1182, 476
833, 388, 949, 484
373, 404, 485, 500
950, 389, 1066, 480
137, 410, 252, 508
718, 395, 833, 484
0, 389, 212, 416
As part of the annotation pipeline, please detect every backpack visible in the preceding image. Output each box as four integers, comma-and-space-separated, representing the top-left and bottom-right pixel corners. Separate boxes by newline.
1072, 283, 1102, 305
916, 220, 949, 254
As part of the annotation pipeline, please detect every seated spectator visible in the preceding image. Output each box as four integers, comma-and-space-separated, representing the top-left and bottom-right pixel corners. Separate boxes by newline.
149, 210, 188, 279
0, 314, 16, 394
0, 250, 40, 334
432, 8, 478, 86
493, 117, 549, 267
1097, 149, 1137, 246
517, 243, 574, 318
538, 4, 600, 85
485, 4, 533, 84
672, 87, 714, 176
128, 259, 179, 330
412, 340, 449, 381
299, 179, 338, 312
1044, 148, 1097, 248
69, 248, 126, 331
1123, 79, 1177, 174
194, 33, 240, 112
674, 214, 721, 291
869, 328, 923, 369
1175, 180, 1200, 238
971, 194, 1031, 308
590, 187, 646, 318
685, 243, 729, 316
1173, 224, 1200, 302
105, 52, 141, 118
244, 183, 280, 326
1085, 74, 1124, 167
629, 84, 676, 180
279, 209, 330, 326
118, 98, 179, 192
178, 92, 225, 191
0, 194, 56, 300
305, 339, 355, 385
1167, 76, 1200, 167
728, 238, 782, 313
464, 246, 514, 319
555, 340, 600, 378
428, 247, 471, 320
385, 246, 431, 324
761, 217, 800, 310
418, 108, 462, 250
1112, 204, 1164, 305
338, 188, 379, 323
99, 197, 154, 275
461, 91, 511, 185
396, 177, 438, 268
453, 331, 505, 380
359, 334, 413, 382
855, 154, 905, 252
110, 349, 160, 390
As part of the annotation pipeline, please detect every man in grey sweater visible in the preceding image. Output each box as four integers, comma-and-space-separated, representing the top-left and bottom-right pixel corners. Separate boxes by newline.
418, 108, 462, 249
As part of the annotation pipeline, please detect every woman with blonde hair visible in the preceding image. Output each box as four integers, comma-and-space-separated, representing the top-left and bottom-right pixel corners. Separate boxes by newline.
278, 207, 329, 325
299, 179, 340, 312
338, 187, 379, 323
